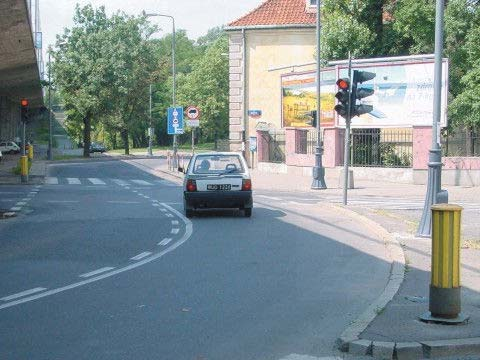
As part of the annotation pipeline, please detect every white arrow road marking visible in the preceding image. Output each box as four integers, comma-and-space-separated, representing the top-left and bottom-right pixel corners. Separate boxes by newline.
79, 267, 115, 278
158, 238, 172, 246
1, 288, 47, 302
0, 203, 192, 311
130, 252, 152, 261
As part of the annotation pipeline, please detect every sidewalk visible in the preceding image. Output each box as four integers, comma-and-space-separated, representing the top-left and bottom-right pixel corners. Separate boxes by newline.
250, 169, 480, 359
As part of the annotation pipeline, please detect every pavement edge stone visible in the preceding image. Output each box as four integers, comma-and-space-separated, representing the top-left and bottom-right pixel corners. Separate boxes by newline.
328, 204, 406, 357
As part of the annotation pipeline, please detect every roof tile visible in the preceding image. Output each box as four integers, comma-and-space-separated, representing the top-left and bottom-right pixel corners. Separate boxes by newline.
228, 0, 316, 27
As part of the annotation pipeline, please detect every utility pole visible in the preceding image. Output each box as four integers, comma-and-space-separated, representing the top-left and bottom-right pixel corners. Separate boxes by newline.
417, 0, 448, 237
311, 0, 327, 190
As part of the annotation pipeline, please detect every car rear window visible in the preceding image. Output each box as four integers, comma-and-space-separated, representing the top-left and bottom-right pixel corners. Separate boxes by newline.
192, 155, 244, 175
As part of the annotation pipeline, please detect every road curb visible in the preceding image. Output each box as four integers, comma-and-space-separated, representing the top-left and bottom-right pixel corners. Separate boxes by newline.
327, 204, 406, 356
331, 205, 480, 359
122, 159, 184, 184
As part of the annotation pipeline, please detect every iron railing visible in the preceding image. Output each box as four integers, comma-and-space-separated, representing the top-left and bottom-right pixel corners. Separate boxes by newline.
266, 129, 285, 163
351, 128, 413, 168
295, 129, 318, 155
442, 128, 480, 157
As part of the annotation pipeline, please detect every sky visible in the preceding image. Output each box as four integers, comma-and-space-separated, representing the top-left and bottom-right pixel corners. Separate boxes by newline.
40, 0, 264, 51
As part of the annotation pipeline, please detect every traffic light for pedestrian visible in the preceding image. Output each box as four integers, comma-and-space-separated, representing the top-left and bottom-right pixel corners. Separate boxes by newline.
20, 99, 29, 123
351, 70, 375, 117
334, 78, 350, 118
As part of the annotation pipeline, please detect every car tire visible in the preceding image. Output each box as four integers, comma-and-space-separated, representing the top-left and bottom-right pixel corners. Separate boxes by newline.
244, 208, 252, 217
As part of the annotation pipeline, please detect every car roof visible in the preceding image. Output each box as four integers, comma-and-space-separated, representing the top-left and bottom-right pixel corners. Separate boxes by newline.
193, 152, 243, 157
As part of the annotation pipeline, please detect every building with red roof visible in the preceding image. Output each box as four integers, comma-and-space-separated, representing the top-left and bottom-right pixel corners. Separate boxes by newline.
225, 0, 318, 160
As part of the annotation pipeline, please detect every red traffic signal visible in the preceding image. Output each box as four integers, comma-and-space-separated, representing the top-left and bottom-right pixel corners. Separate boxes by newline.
21, 99, 29, 107
336, 78, 350, 90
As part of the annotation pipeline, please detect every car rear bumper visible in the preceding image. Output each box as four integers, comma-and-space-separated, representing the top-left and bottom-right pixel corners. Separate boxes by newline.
184, 190, 252, 209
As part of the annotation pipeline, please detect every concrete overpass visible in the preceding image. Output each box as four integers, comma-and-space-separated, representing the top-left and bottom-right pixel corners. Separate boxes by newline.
0, 0, 43, 141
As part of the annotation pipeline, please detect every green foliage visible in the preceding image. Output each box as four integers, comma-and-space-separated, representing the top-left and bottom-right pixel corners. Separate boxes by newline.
176, 35, 229, 144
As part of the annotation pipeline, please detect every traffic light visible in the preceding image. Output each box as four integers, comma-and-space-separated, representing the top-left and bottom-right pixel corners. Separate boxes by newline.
334, 78, 350, 118
309, 110, 317, 128
20, 99, 29, 123
351, 70, 375, 117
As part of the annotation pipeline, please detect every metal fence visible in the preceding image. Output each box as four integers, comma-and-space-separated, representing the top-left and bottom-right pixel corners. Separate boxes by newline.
266, 129, 286, 163
442, 128, 480, 157
351, 128, 413, 168
295, 129, 318, 155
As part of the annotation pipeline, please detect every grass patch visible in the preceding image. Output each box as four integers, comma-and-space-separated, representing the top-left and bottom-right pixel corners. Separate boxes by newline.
52, 154, 85, 161
107, 142, 216, 154
11, 158, 32, 175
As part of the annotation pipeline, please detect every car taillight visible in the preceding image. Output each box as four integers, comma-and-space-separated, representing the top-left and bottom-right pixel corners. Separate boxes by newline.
186, 179, 197, 192
242, 179, 252, 191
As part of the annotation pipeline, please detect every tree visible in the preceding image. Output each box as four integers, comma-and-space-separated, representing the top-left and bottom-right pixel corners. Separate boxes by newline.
52, 5, 111, 157
177, 35, 229, 146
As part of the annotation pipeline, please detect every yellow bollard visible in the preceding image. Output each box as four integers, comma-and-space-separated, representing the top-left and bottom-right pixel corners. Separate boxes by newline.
28, 144, 34, 160
420, 204, 469, 324
20, 155, 29, 183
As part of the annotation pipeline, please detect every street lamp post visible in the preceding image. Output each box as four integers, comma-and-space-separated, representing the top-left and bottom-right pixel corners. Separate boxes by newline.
48, 46, 53, 161
148, 84, 153, 156
311, 0, 327, 189
417, 0, 448, 237
144, 12, 177, 163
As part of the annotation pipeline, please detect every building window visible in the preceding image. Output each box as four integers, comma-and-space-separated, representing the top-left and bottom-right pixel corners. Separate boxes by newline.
309, 0, 317, 6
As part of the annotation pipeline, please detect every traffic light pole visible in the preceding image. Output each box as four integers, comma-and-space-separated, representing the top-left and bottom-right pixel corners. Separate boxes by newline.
311, 0, 327, 190
417, 0, 448, 237
342, 54, 353, 205
48, 49, 53, 161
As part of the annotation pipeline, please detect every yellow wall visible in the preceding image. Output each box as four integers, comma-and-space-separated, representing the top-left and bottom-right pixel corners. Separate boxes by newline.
246, 28, 316, 137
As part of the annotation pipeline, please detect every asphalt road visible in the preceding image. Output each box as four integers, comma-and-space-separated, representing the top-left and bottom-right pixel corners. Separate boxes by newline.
0, 158, 390, 360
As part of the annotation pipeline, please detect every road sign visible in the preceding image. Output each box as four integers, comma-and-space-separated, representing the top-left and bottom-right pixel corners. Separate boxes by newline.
186, 106, 200, 120
186, 119, 200, 128
167, 107, 184, 135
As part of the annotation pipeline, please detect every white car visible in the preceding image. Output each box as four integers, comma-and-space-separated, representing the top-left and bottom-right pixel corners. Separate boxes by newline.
0, 141, 20, 154
180, 152, 253, 218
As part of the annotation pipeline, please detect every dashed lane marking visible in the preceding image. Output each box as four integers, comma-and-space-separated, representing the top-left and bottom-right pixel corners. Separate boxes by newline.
171, 228, 179, 234
1, 287, 47, 302
79, 267, 115, 278
166, 213, 174, 218
131, 180, 153, 186
88, 178, 106, 185
67, 178, 81, 185
10, 207, 21, 211
112, 179, 129, 186
107, 201, 141, 204
158, 238, 173, 246
130, 252, 152, 261
45, 177, 58, 185
0, 202, 192, 311
171, 220, 179, 225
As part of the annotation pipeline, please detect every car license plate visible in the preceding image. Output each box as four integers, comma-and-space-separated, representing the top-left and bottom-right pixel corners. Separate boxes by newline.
207, 184, 231, 191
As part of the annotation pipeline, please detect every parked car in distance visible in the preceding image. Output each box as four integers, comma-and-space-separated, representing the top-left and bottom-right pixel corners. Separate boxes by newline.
0, 141, 21, 154
180, 152, 253, 218
89, 142, 106, 153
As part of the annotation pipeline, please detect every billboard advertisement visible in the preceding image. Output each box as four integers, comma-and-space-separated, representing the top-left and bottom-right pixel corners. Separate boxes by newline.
337, 60, 448, 128
281, 59, 448, 129
281, 70, 336, 128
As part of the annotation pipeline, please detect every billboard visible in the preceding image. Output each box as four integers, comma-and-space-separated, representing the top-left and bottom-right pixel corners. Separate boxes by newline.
281, 59, 448, 129
337, 60, 448, 128
281, 70, 336, 128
